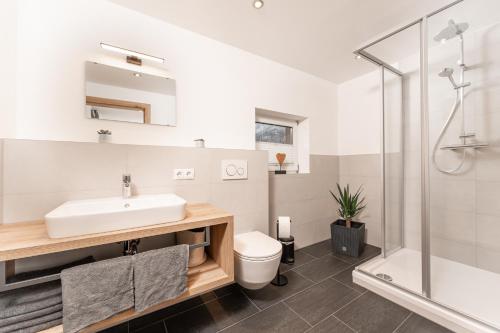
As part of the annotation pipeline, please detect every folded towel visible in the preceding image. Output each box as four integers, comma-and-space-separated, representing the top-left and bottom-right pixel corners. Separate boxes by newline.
133, 245, 189, 312
18, 317, 63, 333
0, 303, 62, 328
0, 281, 61, 320
0, 309, 62, 333
61, 256, 134, 333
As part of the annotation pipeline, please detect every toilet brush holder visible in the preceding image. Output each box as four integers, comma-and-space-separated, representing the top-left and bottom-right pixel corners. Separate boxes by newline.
271, 220, 288, 287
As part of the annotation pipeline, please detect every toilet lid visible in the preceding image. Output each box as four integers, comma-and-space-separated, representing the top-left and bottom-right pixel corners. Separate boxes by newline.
234, 231, 282, 260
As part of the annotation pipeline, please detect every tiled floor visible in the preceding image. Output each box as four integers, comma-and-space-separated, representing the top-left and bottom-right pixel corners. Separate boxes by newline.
100, 240, 452, 333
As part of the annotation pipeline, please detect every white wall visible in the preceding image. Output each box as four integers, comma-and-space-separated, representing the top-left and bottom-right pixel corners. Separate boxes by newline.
7, 0, 337, 155
337, 69, 381, 155
0, 0, 17, 138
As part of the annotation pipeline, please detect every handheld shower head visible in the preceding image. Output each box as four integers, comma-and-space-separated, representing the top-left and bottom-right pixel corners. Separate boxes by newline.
439, 68, 454, 77
438, 67, 459, 88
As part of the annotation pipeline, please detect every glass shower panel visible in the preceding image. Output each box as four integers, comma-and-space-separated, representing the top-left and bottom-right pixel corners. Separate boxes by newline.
383, 68, 403, 255
356, 23, 423, 295
428, 0, 500, 329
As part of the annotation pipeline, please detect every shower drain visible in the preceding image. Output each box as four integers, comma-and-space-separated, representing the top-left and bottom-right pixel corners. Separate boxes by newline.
376, 273, 393, 282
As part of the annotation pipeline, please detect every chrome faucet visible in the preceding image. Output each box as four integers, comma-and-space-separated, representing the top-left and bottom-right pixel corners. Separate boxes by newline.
122, 174, 132, 198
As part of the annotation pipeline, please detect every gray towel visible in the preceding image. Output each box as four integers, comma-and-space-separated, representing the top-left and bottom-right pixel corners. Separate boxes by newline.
0, 309, 62, 333
133, 245, 189, 312
0, 303, 62, 328
18, 317, 63, 333
61, 256, 134, 333
0, 281, 61, 319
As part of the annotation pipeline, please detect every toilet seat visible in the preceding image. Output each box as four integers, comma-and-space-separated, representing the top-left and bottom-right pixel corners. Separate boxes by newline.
233, 231, 283, 289
234, 231, 282, 261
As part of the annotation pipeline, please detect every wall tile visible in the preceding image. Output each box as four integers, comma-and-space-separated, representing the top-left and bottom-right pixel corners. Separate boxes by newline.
431, 237, 476, 266
4, 139, 128, 195
476, 214, 500, 251
476, 180, 500, 216
269, 155, 339, 248
476, 247, 500, 274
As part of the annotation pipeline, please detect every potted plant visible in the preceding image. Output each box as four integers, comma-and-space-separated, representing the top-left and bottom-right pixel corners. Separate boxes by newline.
330, 184, 366, 257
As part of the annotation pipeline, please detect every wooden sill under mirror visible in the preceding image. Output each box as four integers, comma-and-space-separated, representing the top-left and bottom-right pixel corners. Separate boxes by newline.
86, 96, 152, 124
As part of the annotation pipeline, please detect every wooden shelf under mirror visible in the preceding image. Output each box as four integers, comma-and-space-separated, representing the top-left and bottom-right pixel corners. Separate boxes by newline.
0, 203, 234, 333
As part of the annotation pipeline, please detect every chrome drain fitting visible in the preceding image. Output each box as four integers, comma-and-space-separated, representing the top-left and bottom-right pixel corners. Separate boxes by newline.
376, 273, 393, 282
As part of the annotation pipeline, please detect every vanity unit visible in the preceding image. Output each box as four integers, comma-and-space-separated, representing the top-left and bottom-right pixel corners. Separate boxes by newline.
0, 203, 234, 333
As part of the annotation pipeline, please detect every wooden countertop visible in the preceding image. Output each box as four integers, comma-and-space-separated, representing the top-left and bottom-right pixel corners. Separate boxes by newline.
0, 203, 232, 261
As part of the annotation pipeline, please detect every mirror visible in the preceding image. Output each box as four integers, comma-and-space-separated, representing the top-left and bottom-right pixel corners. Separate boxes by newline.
85, 62, 176, 126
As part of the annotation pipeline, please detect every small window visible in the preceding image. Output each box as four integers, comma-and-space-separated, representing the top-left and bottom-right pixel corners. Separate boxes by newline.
255, 122, 293, 145
255, 117, 299, 173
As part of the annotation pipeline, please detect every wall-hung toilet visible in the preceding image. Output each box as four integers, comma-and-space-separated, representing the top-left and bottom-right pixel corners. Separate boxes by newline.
234, 231, 282, 290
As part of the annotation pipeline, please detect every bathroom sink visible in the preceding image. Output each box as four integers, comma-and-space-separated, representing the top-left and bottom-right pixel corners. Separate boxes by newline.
45, 194, 187, 238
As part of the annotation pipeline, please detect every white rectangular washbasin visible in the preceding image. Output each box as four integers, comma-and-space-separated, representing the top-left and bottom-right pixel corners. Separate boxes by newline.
45, 194, 187, 238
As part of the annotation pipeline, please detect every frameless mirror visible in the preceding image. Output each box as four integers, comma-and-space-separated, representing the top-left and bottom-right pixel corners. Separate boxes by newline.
85, 62, 176, 126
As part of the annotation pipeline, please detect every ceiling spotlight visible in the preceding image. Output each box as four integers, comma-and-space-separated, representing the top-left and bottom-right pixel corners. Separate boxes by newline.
355, 54, 362, 60
253, 0, 264, 9
133, 72, 142, 77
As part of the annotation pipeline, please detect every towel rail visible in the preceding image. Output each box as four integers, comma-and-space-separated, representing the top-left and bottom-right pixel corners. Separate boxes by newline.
0, 227, 211, 292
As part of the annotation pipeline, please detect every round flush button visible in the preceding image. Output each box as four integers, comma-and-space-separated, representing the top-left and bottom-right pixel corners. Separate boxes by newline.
226, 164, 237, 176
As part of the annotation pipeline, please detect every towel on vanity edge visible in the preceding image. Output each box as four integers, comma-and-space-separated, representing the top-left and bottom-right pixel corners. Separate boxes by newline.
133, 244, 189, 312
60, 256, 134, 333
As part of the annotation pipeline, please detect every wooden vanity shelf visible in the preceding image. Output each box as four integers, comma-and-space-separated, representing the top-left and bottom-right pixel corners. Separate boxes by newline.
0, 203, 234, 333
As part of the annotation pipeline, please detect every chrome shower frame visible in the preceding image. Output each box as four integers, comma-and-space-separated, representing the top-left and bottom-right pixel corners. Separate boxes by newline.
351, 1, 500, 331
353, 0, 464, 297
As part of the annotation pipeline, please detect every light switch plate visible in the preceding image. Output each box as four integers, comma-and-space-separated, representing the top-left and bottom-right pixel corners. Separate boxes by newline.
174, 168, 195, 180
221, 160, 247, 180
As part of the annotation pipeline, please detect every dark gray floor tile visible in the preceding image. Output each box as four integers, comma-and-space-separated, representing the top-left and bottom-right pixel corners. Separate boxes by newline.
331, 244, 381, 265
214, 283, 241, 298
133, 321, 165, 333
336, 291, 411, 333
300, 240, 333, 258
279, 250, 316, 273
222, 302, 310, 333
130, 292, 217, 331
307, 315, 354, 333
285, 278, 360, 325
243, 270, 313, 309
164, 291, 258, 333
293, 254, 350, 282
99, 322, 129, 333
395, 313, 453, 333
332, 265, 366, 293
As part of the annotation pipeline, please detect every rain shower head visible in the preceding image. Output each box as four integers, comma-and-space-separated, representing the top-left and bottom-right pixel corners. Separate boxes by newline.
434, 19, 469, 42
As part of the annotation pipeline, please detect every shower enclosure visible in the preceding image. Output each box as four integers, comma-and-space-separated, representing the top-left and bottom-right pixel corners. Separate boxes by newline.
352, 1, 500, 332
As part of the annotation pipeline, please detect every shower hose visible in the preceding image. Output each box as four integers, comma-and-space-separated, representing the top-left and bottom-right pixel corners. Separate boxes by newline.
431, 89, 466, 174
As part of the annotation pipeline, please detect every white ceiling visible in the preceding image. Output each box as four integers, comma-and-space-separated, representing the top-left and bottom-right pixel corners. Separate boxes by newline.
109, 0, 455, 84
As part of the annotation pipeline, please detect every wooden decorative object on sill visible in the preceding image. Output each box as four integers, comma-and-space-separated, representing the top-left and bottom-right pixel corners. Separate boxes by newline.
275, 153, 287, 174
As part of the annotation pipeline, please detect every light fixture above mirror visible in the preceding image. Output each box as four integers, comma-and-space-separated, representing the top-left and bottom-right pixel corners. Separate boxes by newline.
100, 43, 165, 65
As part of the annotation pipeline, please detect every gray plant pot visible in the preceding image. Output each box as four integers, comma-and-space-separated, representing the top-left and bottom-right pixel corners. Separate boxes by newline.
330, 219, 366, 257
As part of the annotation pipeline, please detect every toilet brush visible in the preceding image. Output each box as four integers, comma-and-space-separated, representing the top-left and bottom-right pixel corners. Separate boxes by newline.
271, 220, 288, 286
